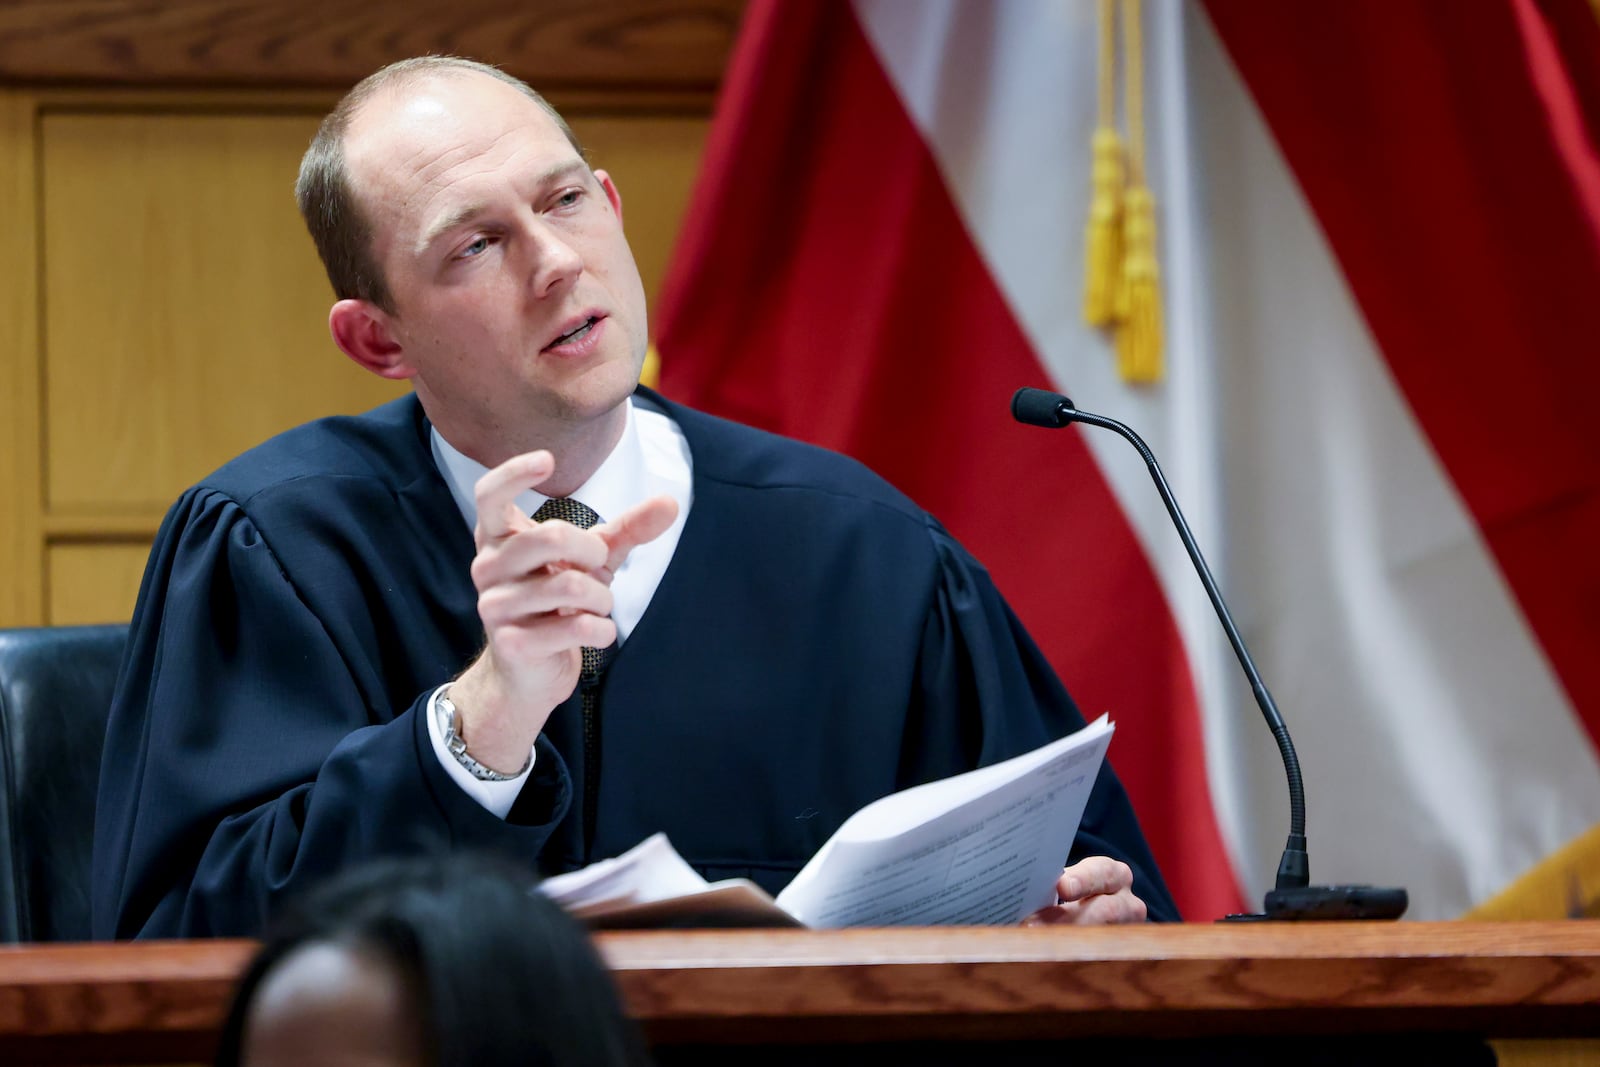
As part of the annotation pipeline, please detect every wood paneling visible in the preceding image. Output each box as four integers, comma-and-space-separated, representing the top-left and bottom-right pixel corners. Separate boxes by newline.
41, 109, 409, 515
47, 543, 152, 625
0, 90, 42, 628
1497, 1041, 1600, 1067
0, 0, 743, 95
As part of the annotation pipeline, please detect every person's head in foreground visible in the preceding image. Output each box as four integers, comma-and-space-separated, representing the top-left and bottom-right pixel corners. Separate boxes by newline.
214, 854, 651, 1067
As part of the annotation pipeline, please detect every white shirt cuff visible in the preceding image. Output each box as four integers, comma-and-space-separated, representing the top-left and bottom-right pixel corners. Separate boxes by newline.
425, 685, 535, 819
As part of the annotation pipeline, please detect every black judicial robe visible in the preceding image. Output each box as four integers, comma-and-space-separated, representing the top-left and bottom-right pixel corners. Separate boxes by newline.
91, 389, 1178, 938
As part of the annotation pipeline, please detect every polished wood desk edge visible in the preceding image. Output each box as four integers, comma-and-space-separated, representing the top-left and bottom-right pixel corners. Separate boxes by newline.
597, 919, 1600, 966
1, 921, 1597, 1052
9, 920, 1600, 975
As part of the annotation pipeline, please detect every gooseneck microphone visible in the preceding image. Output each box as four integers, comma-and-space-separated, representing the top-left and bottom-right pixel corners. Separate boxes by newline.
1012, 386, 1406, 920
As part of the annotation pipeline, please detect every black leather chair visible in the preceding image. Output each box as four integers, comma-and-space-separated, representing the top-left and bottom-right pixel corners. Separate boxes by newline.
0, 624, 128, 942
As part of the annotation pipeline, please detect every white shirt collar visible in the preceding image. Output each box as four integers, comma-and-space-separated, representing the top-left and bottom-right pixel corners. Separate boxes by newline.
431, 400, 644, 531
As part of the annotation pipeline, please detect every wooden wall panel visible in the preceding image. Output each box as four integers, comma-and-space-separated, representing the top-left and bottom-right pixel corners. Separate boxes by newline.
47, 543, 152, 626
0, 90, 42, 628
41, 109, 408, 515
0, 0, 744, 94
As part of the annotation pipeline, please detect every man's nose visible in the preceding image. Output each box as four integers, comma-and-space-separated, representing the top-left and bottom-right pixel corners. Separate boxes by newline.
524, 220, 583, 298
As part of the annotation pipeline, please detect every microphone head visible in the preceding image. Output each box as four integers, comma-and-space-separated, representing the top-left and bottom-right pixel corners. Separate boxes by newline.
1011, 387, 1075, 428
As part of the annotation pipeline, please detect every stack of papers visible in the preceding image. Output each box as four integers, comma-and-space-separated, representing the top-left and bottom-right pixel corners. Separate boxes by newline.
541, 715, 1114, 928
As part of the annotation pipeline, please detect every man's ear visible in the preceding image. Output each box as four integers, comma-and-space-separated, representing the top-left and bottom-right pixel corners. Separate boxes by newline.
595, 169, 625, 226
329, 299, 415, 380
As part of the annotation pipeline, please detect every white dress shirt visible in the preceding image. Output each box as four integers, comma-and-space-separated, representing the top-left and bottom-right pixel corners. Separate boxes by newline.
424, 398, 693, 815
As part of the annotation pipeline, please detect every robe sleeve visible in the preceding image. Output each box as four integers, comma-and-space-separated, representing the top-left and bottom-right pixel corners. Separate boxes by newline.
91, 487, 571, 939
908, 519, 1182, 922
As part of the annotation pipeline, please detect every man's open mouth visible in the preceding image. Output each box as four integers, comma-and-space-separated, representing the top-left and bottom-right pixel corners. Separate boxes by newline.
548, 316, 599, 349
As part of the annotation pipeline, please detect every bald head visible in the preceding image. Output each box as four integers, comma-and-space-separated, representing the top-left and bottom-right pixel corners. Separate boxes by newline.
295, 57, 584, 313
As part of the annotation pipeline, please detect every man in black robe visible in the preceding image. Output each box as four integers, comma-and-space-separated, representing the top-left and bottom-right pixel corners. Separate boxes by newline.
91, 57, 1177, 938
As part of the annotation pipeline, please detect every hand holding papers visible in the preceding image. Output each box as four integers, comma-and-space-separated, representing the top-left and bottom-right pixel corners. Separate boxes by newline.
540, 832, 799, 928
542, 716, 1115, 928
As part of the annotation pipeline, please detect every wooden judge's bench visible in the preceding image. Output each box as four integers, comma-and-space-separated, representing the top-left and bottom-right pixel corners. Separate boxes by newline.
3, 922, 1598, 1064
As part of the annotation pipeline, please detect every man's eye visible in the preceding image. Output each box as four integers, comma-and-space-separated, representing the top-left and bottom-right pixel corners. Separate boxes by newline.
557, 190, 582, 208
459, 236, 490, 259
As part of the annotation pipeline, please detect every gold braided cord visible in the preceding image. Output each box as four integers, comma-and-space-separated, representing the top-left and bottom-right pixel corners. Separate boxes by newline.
1098, 0, 1117, 128
1112, 0, 1164, 384
1123, 0, 1145, 189
1083, 0, 1126, 326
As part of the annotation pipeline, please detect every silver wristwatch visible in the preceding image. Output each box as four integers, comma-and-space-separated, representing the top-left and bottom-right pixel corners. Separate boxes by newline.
436, 689, 532, 782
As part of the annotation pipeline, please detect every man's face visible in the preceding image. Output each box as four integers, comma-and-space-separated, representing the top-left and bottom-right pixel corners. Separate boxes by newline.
342, 73, 648, 457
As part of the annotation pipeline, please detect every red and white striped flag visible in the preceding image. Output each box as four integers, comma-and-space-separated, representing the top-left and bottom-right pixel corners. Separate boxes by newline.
654, 0, 1600, 921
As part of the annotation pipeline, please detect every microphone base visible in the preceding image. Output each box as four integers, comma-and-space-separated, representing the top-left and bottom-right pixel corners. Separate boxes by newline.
1220, 884, 1409, 922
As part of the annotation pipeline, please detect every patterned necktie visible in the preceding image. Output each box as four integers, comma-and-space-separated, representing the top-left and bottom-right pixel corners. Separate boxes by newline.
531, 495, 613, 856
531, 496, 616, 679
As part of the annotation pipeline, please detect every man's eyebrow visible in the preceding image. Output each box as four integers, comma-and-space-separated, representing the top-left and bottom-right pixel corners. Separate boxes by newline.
418, 203, 489, 255
538, 160, 593, 188
416, 161, 594, 256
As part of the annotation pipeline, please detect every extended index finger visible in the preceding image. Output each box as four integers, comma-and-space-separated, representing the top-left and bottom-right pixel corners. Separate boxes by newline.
474, 451, 556, 544
594, 495, 680, 575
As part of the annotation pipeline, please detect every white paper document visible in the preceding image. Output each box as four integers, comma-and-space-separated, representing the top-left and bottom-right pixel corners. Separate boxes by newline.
540, 715, 1114, 928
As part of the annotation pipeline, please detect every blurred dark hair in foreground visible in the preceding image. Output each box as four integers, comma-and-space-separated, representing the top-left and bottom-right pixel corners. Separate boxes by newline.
214, 852, 652, 1067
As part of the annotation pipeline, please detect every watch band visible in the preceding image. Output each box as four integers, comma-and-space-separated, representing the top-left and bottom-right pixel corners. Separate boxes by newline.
436, 689, 532, 782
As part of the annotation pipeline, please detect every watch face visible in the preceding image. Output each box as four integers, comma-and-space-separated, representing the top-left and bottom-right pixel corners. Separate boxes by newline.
438, 696, 464, 752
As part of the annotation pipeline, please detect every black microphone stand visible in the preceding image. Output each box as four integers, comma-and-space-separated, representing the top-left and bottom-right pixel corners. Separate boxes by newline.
1012, 386, 1406, 920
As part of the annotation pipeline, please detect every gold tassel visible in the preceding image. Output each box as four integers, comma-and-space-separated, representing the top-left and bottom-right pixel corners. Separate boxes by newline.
1083, 129, 1124, 325
1112, 0, 1164, 383
1083, 0, 1124, 325
1115, 185, 1164, 382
